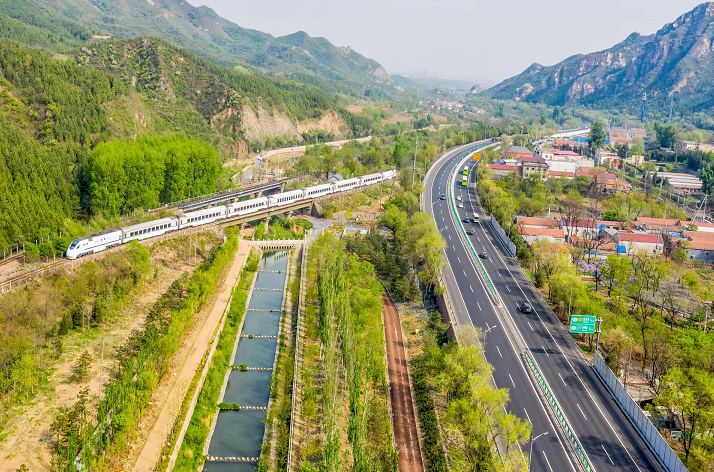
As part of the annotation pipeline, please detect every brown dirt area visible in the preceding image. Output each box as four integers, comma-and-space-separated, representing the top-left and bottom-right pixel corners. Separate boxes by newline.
0, 231, 223, 472
382, 293, 424, 471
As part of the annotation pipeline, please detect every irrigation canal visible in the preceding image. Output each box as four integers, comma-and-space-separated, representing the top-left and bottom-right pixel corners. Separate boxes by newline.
204, 250, 291, 471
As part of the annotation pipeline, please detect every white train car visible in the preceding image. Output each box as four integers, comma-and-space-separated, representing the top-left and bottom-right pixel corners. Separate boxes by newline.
227, 197, 268, 217
122, 216, 179, 244
66, 229, 123, 259
303, 184, 333, 199
382, 169, 397, 180
333, 178, 360, 193
178, 206, 227, 229
359, 172, 384, 187
268, 189, 304, 207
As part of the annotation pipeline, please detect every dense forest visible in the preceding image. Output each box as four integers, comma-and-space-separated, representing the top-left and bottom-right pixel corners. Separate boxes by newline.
85, 135, 221, 217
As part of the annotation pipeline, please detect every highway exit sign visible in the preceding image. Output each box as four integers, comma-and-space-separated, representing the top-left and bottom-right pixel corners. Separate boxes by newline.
570, 315, 596, 334
472, 153, 481, 161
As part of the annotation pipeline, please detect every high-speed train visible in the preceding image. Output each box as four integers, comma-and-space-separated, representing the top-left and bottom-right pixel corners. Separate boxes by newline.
65, 170, 396, 259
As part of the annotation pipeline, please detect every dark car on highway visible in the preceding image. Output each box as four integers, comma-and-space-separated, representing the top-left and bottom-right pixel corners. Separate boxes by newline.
466, 228, 475, 235
463, 217, 470, 223
479, 252, 488, 259
518, 302, 532, 314
440, 194, 446, 200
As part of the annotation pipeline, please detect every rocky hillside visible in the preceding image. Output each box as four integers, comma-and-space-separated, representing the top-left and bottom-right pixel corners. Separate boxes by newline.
485, 2, 714, 112
0, 0, 393, 97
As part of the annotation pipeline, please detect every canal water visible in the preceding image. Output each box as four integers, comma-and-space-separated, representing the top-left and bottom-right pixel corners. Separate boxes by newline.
204, 250, 290, 471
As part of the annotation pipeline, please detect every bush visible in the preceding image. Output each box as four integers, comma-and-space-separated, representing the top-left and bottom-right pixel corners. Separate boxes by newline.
239, 364, 248, 371
217, 402, 241, 410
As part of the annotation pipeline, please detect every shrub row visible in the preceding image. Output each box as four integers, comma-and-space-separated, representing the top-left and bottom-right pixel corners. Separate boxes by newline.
173, 247, 260, 471
411, 356, 448, 472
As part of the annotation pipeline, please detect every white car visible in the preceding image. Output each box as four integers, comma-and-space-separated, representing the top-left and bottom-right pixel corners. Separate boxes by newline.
456, 196, 462, 201
458, 203, 464, 208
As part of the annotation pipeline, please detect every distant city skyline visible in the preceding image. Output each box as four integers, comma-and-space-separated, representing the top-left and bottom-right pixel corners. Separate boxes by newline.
196, 0, 706, 85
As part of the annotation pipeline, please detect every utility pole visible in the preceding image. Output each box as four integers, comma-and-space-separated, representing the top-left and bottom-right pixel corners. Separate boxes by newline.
622, 334, 633, 390
411, 136, 418, 192
529, 432, 548, 471
594, 317, 603, 356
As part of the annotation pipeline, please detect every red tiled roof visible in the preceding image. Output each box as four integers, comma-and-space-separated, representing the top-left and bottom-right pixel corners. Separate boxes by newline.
688, 240, 714, 251
552, 150, 580, 156
683, 220, 714, 228
619, 232, 662, 244
516, 217, 560, 227
610, 136, 633, 144
520, 227, 565, 238
517, 156, 543, 163
548, 171, 575, 177
594, 173, 617, 180
684, 230, 714, 241
635, 217, 680, 226
489, 164, 518, 171
562, 218, 600, 228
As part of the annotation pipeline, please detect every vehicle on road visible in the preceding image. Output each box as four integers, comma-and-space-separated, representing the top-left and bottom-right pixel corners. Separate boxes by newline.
461, 175, 467, 186
518, 302, 533, 314
458, 203, 464, 208
463, 217, 470, 223
466, 228, 475, 235
456, 195, 462, 201
479, 252, 488, 259
463, 166, 469, 175
440, 194, 446, 200
473, 212, 480, 222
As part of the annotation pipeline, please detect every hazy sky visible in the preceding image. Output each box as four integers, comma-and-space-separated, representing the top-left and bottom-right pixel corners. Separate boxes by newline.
196, 0, 705, 85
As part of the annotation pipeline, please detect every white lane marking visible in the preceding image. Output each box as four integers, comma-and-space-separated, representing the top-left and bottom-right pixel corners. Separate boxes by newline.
509, 373, 516, 388
457, 256, 460, 263
602, 445, 615, 466
542, 345, 549, 357
448, 234, 451, 240
506, 285, 511, 293
435, 149, 580, 472
543, 451, 554, 472
477, 237, 481, 242
523, 407, 532, 424
496, 346, 503, 358
528, 322, 534, 332
453, 246, 456, 251
577, 403, 588, 420
476, 217, 645, 472
470, 285, 473, 292
463, 270, 467, 277
559, 373, 567, 386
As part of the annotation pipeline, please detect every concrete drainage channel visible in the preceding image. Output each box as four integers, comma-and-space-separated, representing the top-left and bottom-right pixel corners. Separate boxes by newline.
203, 250, 292, 470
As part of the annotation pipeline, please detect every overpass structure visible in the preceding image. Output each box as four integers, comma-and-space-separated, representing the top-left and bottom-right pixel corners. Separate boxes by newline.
425, 142, 664, 472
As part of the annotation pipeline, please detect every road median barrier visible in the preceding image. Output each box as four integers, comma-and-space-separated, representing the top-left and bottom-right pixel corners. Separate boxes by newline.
447, 152, 596, 472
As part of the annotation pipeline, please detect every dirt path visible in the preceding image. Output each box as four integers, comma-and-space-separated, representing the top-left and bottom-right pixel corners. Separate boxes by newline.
131, 240, 252, 471
382, 293, 424, 472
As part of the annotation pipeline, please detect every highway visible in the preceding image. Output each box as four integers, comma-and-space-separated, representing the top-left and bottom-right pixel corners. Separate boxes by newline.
424, 143, 664, 472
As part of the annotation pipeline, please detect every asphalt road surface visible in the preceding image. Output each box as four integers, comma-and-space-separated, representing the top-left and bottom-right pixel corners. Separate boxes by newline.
424, 143, 664, 472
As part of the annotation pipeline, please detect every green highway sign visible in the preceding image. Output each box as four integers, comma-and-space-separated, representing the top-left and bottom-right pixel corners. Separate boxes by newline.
570, 315, 596, 334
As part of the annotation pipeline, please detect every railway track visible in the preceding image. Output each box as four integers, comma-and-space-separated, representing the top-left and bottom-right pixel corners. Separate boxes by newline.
0, 252, 23, 268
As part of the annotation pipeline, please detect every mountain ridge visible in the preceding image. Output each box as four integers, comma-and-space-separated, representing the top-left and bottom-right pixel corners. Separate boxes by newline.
485, 2, 714, 112
0, 0, 394, 96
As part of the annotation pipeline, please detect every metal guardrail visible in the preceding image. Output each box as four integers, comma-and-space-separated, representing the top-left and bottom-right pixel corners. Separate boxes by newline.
525, 353, 596, 472
488, 215, 516, 258
447, 150, 595, 472
447, 146, 500, 301
592, 353, 686, 472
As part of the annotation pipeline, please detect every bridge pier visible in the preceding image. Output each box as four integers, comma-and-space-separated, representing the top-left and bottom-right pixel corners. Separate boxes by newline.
264, 217, 270, 233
